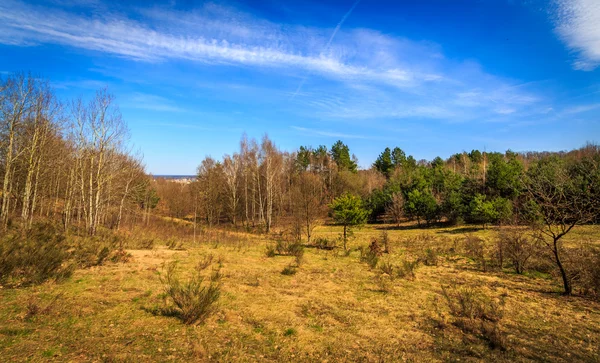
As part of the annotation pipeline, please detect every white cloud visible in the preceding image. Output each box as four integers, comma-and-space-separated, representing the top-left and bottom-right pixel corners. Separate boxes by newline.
555, 0, 600, 70
291, 126, 368, 139
126, 93, 186, 113
563, 103, 600, 114
0, 0, 545, 123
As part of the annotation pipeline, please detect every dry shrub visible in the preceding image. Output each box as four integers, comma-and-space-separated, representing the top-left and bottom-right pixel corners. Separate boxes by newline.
440, 282, 506, 350
0, 223, 74, 287
159, 261, 221, 325
464, 235, 490, 271
564, 244, 600, 299
497, 229, 538, 274
397, 259, 419, 279
24, 293, 63, 321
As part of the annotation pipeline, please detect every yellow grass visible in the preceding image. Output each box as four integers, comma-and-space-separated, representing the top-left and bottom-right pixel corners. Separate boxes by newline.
1, 223, 599, 361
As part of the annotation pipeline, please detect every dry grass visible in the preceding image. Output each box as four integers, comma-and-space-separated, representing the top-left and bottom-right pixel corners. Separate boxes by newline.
1, 223, 599, 361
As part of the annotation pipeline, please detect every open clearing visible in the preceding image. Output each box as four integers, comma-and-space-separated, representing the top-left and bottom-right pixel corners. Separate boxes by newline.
1, 224, 599, 362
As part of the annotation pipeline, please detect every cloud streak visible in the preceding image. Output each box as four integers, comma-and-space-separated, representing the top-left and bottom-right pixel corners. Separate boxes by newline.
0, 0, 548, 124
554, 0, 600, 70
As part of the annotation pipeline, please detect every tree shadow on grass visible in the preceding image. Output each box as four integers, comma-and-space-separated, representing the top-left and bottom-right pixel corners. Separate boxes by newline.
436, 226, 483, 234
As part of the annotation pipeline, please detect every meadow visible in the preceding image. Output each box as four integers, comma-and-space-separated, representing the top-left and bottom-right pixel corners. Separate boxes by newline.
1, 222, 599, 362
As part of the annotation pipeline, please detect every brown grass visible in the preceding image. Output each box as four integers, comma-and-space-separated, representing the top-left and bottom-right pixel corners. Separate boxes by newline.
0, 223, 599, 361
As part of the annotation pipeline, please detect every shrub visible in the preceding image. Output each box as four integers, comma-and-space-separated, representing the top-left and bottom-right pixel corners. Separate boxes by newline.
196, 254, 214, 271
281, 264, 297, 276
71, 238, 114, 268
369, 237, 383, 257
381, 230, 391, 254
0, 224, 74, 287
313, 237, 336, 250
419, 248, 438, 266
397, 260, 419, 280
498, 230, 537, 274
440, 282, 506, 350
464, 235, 489, 271
265, 244, 276, 257
166, 238, 184, 250
441, 284, 504, 322
360, 246, 379, 269
565, 245, 600, 299
160, 262, 221, 325
268, 240, 305, 266
379, 261, 395, 276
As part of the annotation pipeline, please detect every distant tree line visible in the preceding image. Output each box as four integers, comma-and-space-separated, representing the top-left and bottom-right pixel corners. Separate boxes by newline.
150, 132, 599, 246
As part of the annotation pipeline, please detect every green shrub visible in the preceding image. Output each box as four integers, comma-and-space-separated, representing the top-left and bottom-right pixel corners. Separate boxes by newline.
420, 248, 438, 266
397, 260, 419, 280
281, 264, 297, 276
160, 262, 221, 325
265, 244, 276, 257
313, 237, 336, 250
360, 246, 379, 269
0, 223, 74, 287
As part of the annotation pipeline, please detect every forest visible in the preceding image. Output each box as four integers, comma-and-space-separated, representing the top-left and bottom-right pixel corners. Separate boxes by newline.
1, 73, 600, 361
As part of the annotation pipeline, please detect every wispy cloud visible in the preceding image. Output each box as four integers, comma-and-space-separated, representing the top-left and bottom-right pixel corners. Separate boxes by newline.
291, 126, 368, 139
554, 0, 600, 70
0, 0, 434, 89
126, 93, 186, 113
0, 0, 549, 123
563, 103, 600, 114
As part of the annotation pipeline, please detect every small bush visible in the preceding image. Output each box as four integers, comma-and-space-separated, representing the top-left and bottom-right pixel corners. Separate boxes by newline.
281, 264, 297, 276
196, 254, 214, 271
159, 262, 221, 325
268, 240, 304, 266
360, 246, 379, 269
265, 244, 276, 257
566, 245, 600, 299
464, 235, 489, 271
166, 238, 185, 250
498, 230, 537, 274
71, 238, 114, 268
313, 237, 336, 250
0, 224, 74, 287
397, 260, 419, 280
379, 261, 395, 276
441, 284, 504, 322
381, 230, 391, 254
369, 238, 383, 257
419, 248, 438, 266
440, 282, 506, 350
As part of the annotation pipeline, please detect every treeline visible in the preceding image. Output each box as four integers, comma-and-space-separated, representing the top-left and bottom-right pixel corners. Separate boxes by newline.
155, 134, 598, 236
0, 73, 152, 234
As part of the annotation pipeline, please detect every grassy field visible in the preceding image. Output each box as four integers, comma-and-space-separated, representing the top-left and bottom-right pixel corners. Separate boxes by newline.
1, 223, 599, 362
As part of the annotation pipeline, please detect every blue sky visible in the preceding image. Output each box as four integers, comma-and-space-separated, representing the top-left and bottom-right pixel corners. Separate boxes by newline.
0, 0, 598, 174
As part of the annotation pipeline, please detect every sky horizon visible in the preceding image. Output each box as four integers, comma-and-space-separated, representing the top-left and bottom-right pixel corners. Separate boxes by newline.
1, 0, 598, 174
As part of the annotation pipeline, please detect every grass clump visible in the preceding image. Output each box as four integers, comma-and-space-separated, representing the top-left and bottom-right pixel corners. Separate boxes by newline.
158, 261, 221, 325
